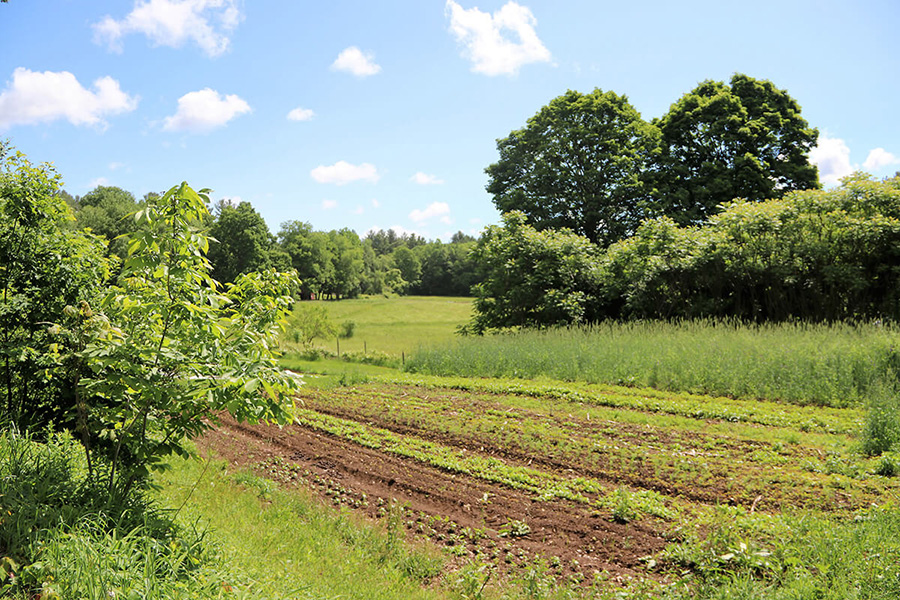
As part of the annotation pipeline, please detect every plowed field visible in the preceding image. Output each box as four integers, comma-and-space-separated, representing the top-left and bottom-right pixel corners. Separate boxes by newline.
201, 375, 898, 587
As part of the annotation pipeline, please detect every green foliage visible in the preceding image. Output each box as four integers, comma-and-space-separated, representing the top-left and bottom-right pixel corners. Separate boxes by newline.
597, 175, 900, 322
407, 319, 900, 409
338, 319, 356, 339
207, 200, 287, 283
486, 88, 659, 247
467, 212, 601, 332
861, 383, 900, 455
663, 507, 900, 600
62, 182, 300, 496
651, 73, 819, 225
0, 147, 110, 431
73, 185, 142, 259
287, 303, 338, 348
0, 430, 227, 599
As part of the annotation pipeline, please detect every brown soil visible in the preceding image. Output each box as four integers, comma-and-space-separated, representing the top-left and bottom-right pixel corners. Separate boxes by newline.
201, 412, 673, 584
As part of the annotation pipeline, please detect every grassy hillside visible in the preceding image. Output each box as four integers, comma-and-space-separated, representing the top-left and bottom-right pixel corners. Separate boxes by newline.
292, 296, 472, 356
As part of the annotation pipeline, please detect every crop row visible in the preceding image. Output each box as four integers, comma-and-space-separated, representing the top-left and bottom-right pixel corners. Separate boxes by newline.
291, 406, 679, 523
377, 374, 863, 434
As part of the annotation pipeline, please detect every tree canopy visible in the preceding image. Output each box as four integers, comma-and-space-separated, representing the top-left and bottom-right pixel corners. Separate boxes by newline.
486, 88, 659, 247
207, 200, 289, 283
650, 73, 820, 225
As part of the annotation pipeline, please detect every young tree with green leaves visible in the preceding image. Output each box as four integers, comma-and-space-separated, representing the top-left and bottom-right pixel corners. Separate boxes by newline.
56, 183, 301, 496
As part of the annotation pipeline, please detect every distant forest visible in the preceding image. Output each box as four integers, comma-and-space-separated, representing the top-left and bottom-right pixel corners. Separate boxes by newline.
59, 185, 483, 299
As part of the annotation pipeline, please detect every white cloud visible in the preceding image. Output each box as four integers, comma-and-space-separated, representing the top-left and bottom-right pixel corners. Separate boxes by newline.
162, 88, 250, 133
287, 106, 315, 121
0, 68, 138, 130
88, 177, 110, 188
108, 161, 126, 171
445, 1, 551, 76
372, 198, 381, 208
810, 135, 900, 186
331, 46, 381, 77
809, 134, 854, 186
440, 216, 453, 225
411, 172, 445, 185
311, 161, 380, 185
353, 205, 365, 215
863, 148, 900, 172
93, 0, 242, 57
322, 199, 338, 210
409, 201, 451, 223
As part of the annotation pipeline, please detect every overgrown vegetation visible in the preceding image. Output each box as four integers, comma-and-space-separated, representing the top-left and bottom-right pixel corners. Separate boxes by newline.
410, 320, 898, 405
0, 430, 228, 598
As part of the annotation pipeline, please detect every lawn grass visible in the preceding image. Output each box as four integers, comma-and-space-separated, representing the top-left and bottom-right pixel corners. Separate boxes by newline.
154, 454, 448, 600
293, 296, 472, 356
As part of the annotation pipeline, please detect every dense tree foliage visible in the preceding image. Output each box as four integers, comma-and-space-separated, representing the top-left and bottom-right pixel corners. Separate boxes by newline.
278, 222, 481, 298
486, 75, 820, 250
1, 146, 302, 496
486, 89, 659, 247
207, 200, 289, 283
70, 185, 142, 259
598, 174, 900, 322
465, 212, 601, 333
650, 73, 820, 225
0, 148, 111, 431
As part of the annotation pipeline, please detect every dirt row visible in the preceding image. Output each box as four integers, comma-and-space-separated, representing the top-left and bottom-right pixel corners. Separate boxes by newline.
202, 412, 673, 584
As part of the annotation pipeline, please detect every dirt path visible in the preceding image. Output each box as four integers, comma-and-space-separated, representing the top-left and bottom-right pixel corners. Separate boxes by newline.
201, 413, 672, 584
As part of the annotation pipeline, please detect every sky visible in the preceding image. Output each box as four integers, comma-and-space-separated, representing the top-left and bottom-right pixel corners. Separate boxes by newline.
1, 0, 898, 241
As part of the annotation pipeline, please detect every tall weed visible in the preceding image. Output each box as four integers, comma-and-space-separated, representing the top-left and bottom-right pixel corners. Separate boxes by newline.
407, 320, 900, 408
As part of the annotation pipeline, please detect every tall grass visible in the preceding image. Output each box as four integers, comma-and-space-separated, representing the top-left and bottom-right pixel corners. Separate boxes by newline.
0, 429, 229, 599
407, 320, 900, 409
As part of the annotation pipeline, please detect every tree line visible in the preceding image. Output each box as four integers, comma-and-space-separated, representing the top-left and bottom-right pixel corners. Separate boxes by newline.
61, 186, 483, 300
467, 73, 900, 331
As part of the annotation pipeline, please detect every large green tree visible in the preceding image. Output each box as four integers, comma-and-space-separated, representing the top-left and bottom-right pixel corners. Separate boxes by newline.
650, 73, 819, 225
486, 89, 659, 247
207, 200, 288, 283
73, 185, 141, 259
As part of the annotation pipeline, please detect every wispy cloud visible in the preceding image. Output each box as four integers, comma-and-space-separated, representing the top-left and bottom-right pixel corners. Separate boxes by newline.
287, 106, 315, 121
409, 201, 451, 223
0, 68, 137, 130
411, 172, 445, 185
322, 199, 338, 210
93, 0, 242, 57
311, 161, 380, 185
162, 88, 250, 133
446, 1, 551, 76
331, 46, 381, 77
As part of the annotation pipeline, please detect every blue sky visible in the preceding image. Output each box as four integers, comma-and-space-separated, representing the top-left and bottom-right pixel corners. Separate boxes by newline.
1, 0, 898, 240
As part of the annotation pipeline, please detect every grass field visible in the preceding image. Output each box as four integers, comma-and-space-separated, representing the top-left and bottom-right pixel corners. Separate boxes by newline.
289, 296, 473, 357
